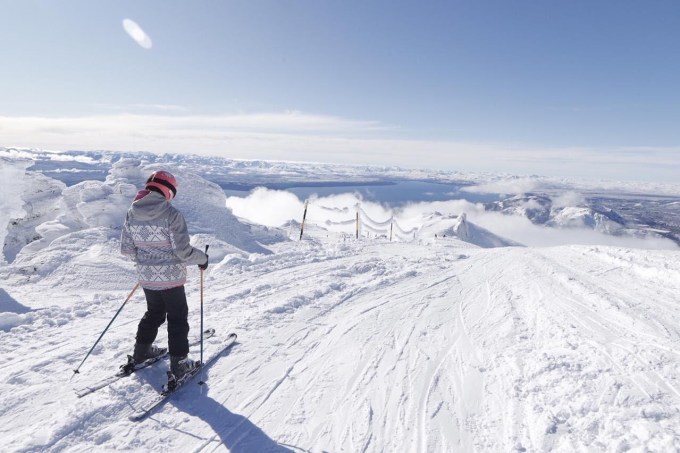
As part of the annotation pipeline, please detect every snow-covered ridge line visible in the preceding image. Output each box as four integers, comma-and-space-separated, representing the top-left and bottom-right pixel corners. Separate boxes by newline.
4, 145, 680, 195
4, 146, 679, 252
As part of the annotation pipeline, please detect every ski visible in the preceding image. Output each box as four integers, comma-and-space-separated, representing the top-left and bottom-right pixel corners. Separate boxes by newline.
129, 332, 237, 422
74, 328, 216, 398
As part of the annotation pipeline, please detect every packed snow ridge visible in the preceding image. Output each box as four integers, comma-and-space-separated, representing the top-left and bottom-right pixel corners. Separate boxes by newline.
1, 149, 680, 452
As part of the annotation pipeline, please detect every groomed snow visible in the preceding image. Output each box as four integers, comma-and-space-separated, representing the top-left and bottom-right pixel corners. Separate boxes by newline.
1, 156, 679, 452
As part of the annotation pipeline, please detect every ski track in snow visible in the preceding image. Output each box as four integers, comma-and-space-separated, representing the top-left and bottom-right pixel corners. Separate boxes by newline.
2, 237, 680, 452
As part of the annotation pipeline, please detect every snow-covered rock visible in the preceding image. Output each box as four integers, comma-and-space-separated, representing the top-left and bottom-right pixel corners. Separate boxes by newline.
2, 167, 65, 263
0, 158, 31, 241
485, 193, 553, 224
547, 206, 625, 233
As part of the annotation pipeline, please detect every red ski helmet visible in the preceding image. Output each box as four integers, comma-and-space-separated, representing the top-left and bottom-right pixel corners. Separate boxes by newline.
145, 170, 177, 201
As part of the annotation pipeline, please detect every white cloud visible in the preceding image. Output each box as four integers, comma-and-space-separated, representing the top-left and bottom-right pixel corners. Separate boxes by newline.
225, 188, 395, 231
224, 188, 677, 250
552, 191, 586, 208
468, 210, 676, 250
520, 198, 544, 210
0, 113, 481, 169
462, 177, 543, 195
0, 112, 383, 136
2, 112, 680, 181
92, 103, 189, 113
226, 187, 304, 227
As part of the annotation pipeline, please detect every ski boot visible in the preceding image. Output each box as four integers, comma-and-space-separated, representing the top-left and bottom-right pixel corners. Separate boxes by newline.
118, 344, 166, 375
133, 344, 166, 364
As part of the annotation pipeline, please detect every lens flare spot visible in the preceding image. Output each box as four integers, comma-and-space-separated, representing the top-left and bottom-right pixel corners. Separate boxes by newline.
122, 18, 153, 50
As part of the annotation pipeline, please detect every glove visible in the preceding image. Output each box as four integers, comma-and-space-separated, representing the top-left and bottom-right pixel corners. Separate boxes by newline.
198, 255, 209, 271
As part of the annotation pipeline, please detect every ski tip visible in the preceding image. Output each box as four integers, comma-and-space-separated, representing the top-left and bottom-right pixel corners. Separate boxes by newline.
228, 332, 237, 339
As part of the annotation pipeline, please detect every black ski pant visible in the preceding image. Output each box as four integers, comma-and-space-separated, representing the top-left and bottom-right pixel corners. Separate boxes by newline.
136, 285, 190, 357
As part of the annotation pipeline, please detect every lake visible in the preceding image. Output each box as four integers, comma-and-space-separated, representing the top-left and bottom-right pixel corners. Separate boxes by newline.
221, 180, 501, 206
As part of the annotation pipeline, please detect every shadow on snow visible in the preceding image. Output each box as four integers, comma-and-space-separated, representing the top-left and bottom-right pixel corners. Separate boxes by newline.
173, 391, 300, 452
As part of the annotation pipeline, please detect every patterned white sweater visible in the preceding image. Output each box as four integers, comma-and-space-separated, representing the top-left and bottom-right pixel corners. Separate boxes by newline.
121, 190, 207, 290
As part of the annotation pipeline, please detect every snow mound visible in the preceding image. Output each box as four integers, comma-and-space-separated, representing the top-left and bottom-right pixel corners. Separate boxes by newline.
10, 171, 133, 266
420, 212, 522, 248
0, 289, 32, 332
106, 157, 147, 185
450, 213, 523, 247
104, 158, 281, 255
5, 160, 285, 291
142, 164, 278, 256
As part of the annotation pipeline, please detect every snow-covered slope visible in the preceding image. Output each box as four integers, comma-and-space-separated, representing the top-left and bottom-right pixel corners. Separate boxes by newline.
1, 231, 680, 451
1, 153, 680, 452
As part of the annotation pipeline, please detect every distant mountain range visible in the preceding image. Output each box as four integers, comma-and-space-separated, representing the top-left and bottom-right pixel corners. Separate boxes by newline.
484, 193, 679, 245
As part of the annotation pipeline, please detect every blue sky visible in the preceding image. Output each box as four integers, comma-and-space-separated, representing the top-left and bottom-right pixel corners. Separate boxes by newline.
2, 1, 679, 181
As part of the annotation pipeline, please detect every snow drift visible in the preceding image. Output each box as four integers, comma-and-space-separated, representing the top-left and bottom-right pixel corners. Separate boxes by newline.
418, 212, 523, 248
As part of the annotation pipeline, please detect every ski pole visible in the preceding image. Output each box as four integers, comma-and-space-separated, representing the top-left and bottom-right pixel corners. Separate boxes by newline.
71, 282, 140, 380
199, 245, 208, 385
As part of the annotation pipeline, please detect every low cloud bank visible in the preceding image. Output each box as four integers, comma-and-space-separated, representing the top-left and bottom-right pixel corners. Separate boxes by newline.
461, 177, 542, 195
225, 188, 677, 250
4, 114, 680, 181
226, 188, 304, 227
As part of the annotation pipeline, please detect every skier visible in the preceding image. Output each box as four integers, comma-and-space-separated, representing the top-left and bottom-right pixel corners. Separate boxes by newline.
120, 170, 209, 380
